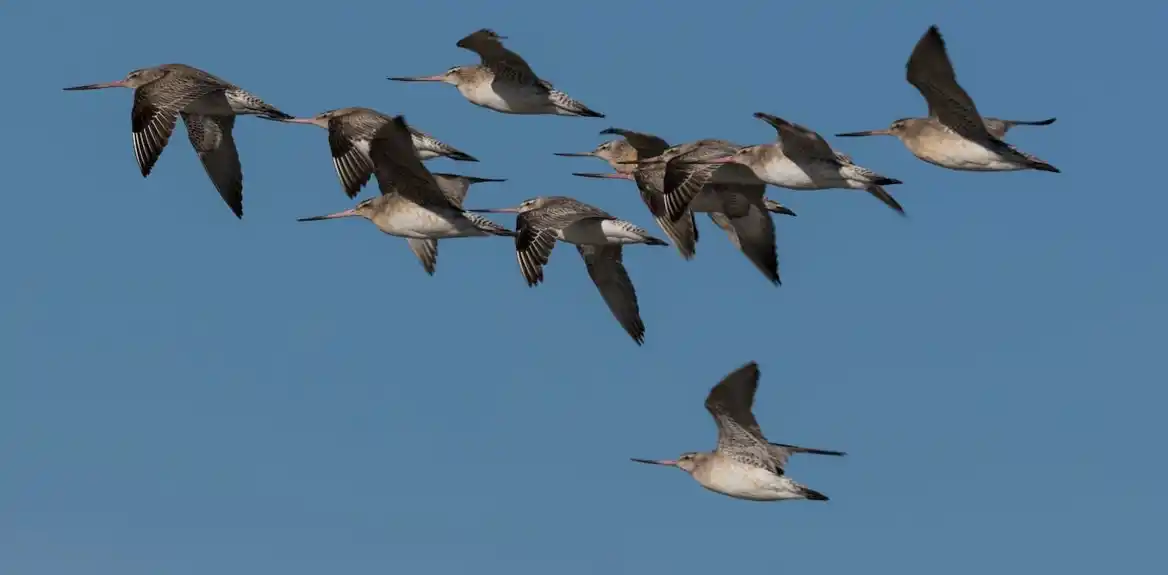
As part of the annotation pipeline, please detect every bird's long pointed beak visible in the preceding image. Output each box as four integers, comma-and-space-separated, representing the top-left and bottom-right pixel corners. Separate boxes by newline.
836, 129, 892, 137
465, 176, 507, 184
630, 458, 677, 467
573, 172, 631, 180
553, 152, 596, 158
387, 74, 446, 82
63, 80, 127, 91
467, 206, 520, 214
281, 117, 320, 125
297, 208, 359, 222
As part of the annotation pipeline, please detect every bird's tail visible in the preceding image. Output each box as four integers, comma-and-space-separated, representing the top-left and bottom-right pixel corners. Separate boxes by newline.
769, 442, 847, 457
442, 149, 480, 162
996, 140, 1061, 173
798, 485, 830, 501
1026, 157, 1061, 173
464, 212, 516, 237
415, 132, 479, 162
840, 162, 902, 187
763, 199, 797, 217
225, 89, 293, 120
549, 90, 605, 118
1010, 117, 1057, 127
865, 185, 907, 216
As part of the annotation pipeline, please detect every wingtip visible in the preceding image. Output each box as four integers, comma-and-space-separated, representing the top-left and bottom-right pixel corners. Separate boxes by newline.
449, 152, 480, 162
801, 487, 830, 501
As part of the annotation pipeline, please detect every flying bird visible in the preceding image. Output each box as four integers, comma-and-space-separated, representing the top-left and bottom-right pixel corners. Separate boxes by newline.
64, 63, 292, 218
281, 107, 479, 198
835, 26, 1059, 173
557, 128, 700, 260
469, 196, 667, 344
562, 128, 795, 284
631, 361, 845, 502
389, 29, 603, 117
297, 116, 513, 276
686, 113, 906, 215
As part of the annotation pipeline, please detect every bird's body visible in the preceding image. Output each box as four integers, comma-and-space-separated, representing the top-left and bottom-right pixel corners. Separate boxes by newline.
282, 107, 477, 199
324, 193, 506, 240
63, 63, 292, 218
639, 139, 768, 223
558, 129, 701, 260
835, 26, 1058, 174
696, 113, 905, 215
469, 196, 666, 344
690, 454, 818, 501
297, 115, 513, 275
881, 118, 1052, 172
570, 132, 791, 284
631, 362, 844, 502
389, 29, 603, 118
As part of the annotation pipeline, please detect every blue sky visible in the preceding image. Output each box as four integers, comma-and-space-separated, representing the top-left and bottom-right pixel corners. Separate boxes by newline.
1, 0, 1163, 573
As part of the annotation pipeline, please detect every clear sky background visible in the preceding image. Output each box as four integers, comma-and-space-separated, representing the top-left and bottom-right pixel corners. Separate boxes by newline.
1, 1, 1164, 573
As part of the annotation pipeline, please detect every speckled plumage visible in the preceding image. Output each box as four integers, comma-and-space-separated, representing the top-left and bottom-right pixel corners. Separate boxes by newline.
630, 362, 845, 502
64, 63, 292, 218
836, 26, 1059, 174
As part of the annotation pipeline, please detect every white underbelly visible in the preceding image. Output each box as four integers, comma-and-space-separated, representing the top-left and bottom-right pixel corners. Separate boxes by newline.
559, 219, 642, 245
758, 158, 834, 190
374, 205, 479, 239
701, 465, 801, 502
915, 138, 1025, 171
463, 82, 549, 115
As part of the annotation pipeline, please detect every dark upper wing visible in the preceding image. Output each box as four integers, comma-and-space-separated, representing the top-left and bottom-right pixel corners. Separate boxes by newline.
131, 74, 221, 178
599, 127, 670, 159
710, 201, 779, 285
431, 174, 471, 207
406, 238, 439, 275
457, 29, 544, 89
633, 168, 697, 259
537, 197, 614, 228
514, 211, 559, 287
753, 113, 837, 162
181, 112, 243, 218
905, 26, 993, 143
577, 245, 645, 345
576, 244, 649, 343
328, 112, 385, 198
704, 362, 780, 472
662, 140, 742, 222
368, 116, 458, 209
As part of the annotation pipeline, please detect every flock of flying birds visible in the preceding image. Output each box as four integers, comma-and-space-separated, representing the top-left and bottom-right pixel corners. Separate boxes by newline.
63, 25, 1058, 502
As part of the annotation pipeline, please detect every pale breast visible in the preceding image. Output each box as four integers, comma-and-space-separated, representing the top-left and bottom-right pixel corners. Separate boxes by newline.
698, 461, 789, 501
372, 201, 465, 239
758, 157, 822, 189
908, 131, 1025, 171
557, 219, 609, 245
